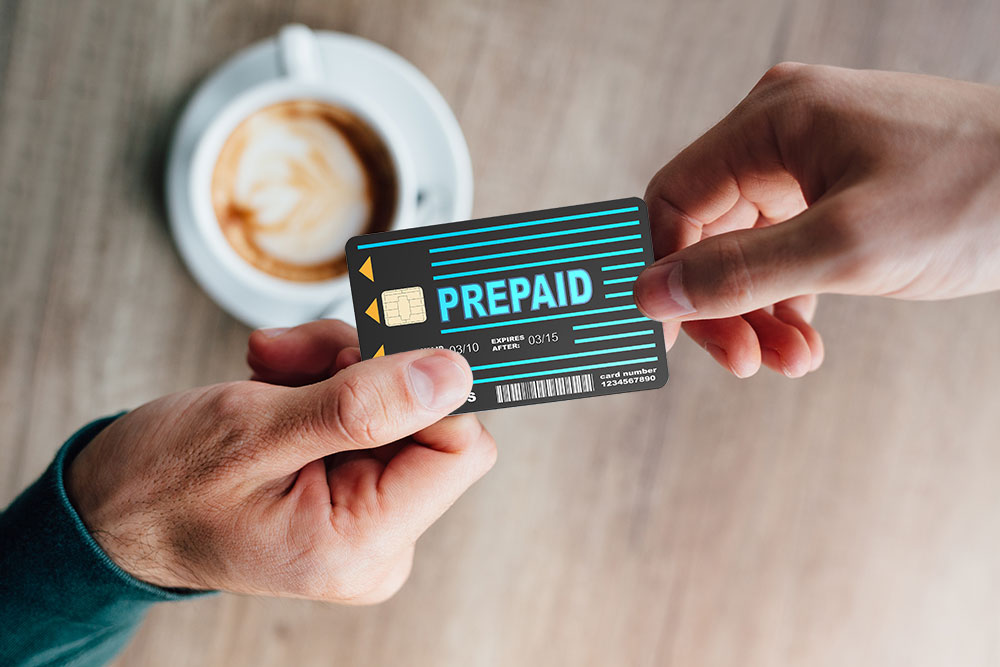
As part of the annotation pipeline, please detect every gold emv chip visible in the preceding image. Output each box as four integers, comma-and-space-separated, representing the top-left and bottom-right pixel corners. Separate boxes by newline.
381, 286, 427, 327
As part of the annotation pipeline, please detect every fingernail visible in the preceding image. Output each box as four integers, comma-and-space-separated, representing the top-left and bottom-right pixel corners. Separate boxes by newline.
258, 327, 289, 338
408, 353, 469, 410
635, 261, 696, 320
761, 347, 793, 377
705, 342, 754, 379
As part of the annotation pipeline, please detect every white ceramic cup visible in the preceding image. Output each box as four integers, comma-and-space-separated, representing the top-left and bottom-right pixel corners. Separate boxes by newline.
187, 24, 418, 323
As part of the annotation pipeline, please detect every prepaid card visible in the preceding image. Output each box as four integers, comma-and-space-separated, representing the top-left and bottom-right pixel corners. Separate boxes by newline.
346, 197, 668, 413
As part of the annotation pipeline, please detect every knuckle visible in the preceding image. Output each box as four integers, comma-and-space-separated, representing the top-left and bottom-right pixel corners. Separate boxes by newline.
287, 543, 367, 601
711, 236, 756, 311
205, 381, 253, 421
442, 415, 498, 471
317, 569, 363, 601
312, 559, 401, 605
475, 422, 499, 470
760, 61, 829, 94
755, 62, 834, 122
302, 569, 355, 601
355, 559, 413, 605
761, 61, 807, 85
448, 414, 482, 443
329, 376, 384, 447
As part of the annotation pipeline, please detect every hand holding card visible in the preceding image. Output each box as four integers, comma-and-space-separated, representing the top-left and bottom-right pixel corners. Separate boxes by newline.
346, 198, 669, 413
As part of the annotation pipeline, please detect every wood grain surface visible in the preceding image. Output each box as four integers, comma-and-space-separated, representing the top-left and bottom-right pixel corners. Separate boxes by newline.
3, 0, 1000, 665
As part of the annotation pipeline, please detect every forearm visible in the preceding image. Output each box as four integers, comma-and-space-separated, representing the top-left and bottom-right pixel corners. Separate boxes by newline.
0, 416, 209, 667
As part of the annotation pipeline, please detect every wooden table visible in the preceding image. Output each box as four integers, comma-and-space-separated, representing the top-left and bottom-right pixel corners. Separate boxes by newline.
3, 1, 1000, 665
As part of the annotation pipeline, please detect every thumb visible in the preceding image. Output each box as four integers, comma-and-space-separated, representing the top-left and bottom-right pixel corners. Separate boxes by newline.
269, 348, 473, 469
634, 202, 850, 321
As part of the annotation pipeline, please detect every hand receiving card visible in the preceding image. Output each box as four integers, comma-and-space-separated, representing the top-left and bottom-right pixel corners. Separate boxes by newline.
346, 198, 668, 413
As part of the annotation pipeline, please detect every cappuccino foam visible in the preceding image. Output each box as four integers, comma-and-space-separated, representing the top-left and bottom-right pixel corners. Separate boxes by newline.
212, 100, 397, 282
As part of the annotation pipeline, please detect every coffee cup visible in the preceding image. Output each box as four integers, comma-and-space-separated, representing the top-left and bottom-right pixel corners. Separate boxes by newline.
187, 24, 418, 323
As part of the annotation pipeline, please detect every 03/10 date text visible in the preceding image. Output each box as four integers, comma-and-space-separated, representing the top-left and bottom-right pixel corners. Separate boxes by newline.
434, 342, 481, 354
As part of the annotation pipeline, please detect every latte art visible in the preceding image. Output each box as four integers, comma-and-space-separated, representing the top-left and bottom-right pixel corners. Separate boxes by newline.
212, 101, 397, 281
229, 113, 367, 265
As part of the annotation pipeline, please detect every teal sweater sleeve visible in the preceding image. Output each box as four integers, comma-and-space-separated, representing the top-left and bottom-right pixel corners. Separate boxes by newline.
0, 416, 211, 666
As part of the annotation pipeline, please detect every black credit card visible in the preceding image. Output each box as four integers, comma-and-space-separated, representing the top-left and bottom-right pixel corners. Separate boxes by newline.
346, 197, 668, 413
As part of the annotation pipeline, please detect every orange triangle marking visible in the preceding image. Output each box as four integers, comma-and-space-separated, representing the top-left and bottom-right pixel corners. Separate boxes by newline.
373, 345, 385, 358
359, 257, 374, 282
365, 299, 380, 323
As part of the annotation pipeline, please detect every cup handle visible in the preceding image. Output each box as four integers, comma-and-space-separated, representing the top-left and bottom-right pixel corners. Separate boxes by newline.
277, 24, 324, 82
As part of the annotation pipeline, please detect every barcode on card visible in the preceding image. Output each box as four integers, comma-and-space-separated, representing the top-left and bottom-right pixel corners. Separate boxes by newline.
495, 374, 595, 404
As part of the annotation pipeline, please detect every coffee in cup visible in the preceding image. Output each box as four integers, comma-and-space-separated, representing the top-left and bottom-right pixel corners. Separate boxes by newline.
210, 99, 398, 282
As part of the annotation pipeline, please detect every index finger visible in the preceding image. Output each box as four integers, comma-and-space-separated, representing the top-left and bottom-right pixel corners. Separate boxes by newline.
373, 415, 497, 545
643, 67, 807, 258
645, 125, 743, 257
644, 126, 745, 351
248, 319, 359, 386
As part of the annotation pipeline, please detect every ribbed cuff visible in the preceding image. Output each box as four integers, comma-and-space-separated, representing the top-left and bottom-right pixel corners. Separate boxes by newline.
0, 415, 213, 666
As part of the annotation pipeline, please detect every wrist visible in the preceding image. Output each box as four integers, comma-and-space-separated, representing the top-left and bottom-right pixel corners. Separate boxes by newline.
64, 423, 206, 590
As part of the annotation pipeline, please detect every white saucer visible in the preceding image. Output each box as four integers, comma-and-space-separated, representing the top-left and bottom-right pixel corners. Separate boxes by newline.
165, 31, 473, 329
